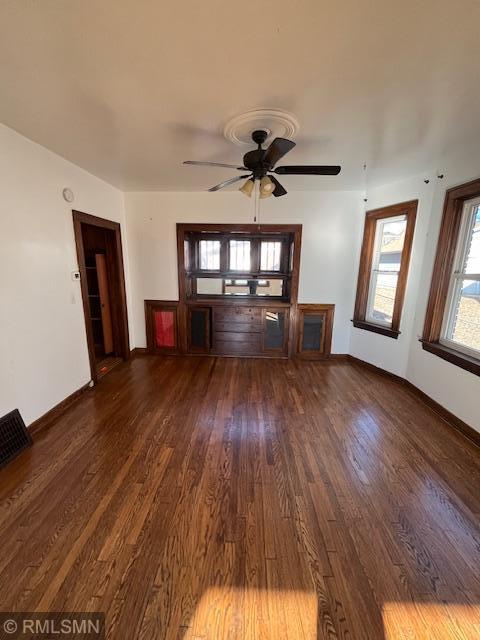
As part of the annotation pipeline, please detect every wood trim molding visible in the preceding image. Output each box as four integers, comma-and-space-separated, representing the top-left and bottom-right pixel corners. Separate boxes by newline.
353, 199, 418, 338
72, 210, 130, 383
352, 319, 400, 339
130, 347, 148, 357
422, 176, 480, 377
144, 300, 179, 354
348, 355, 479, 448
29, 383, 92, 437
295, 304, 335, 359
421, 340, 480, 376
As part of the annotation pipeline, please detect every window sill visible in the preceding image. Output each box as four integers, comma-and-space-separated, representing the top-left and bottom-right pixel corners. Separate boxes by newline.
421, 340, 480, 376
352, 319, 400, 339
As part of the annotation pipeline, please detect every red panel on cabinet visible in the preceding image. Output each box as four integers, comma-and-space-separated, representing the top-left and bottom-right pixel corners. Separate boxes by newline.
154, 310, 175, 348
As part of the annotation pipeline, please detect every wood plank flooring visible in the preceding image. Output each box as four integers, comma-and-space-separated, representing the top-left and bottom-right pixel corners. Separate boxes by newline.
0, 355, 479, 639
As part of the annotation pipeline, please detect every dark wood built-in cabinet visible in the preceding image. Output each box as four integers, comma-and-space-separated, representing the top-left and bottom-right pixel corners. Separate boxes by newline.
145, 300, 179, 354
188, 307, 210, 353
145, 224, 335, 359
296, 304, 334, 359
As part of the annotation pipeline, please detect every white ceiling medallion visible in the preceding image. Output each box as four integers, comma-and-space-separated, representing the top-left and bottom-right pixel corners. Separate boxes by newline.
223, 108, 299, 146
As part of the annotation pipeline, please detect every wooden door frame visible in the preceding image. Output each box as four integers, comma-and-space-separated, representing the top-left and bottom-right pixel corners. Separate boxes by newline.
73, 210, 130, 383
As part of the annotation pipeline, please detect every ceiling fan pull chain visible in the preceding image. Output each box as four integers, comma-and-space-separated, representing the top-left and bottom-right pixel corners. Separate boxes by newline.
254, 179, 260, 223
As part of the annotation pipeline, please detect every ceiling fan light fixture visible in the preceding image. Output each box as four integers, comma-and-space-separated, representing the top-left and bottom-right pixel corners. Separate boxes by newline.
239, 178, 254, 197
260, 176, 275, 198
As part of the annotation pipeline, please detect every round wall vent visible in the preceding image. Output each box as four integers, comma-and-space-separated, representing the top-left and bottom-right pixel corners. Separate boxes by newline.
223, 109, 299, 146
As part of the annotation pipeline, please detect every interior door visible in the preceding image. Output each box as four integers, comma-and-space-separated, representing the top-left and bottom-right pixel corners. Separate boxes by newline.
95, 253, 114, 354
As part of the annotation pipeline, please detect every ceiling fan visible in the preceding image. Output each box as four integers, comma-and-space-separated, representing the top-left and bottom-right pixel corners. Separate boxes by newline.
183, 130, 341, 198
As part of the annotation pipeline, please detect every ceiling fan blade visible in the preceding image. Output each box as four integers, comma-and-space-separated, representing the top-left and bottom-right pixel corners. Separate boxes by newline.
269, 176, 287, 197
207, 174, 251, 192
274, 165, 341, 176
183, 161, 247, 170
262, 138, 296, 168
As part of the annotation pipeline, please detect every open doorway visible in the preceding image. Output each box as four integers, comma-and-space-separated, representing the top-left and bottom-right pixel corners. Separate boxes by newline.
73, 211, 130, 383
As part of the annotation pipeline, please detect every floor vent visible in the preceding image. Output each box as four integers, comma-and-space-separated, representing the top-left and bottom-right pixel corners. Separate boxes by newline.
0, 409, 32, 468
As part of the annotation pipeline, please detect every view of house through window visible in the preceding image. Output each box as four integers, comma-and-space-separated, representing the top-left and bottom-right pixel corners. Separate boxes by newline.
353, 200, 417, 338
366, 215, 407, 326
441, 198, 480, 355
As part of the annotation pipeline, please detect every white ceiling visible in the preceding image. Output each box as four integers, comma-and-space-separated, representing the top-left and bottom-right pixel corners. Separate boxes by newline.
1, 0, 479, 191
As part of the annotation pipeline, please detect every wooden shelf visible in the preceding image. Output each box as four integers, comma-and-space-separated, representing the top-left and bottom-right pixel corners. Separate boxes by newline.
187, 271, 290, 279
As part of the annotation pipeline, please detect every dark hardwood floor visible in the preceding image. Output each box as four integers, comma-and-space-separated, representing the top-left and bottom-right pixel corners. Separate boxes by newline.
1, 355, 479, 639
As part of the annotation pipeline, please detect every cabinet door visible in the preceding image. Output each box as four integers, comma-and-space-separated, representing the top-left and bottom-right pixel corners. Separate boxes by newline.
296, 305, 334, 359
188, 307, 211, 353
145, 301, 179, 354
262, 308, 288, 354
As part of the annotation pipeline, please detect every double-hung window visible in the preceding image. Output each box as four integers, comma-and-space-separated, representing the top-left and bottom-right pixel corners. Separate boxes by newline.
365, 215, 408, 327
353, 200, 417, 338
439, 196, 480, 357
423, 179, 480, 376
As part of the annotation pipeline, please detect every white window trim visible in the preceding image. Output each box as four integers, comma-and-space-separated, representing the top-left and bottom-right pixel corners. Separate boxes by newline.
440, 196, 480, 359
365, 214, 407, 327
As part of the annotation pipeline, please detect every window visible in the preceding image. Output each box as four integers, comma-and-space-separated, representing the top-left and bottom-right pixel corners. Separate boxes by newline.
353, 200, 417, 338
199, 240, 220, 270
179, 226, 300, 301
261, 241, 282, 271
440, 198, 480, 356
229, 239, 251, 271
423, 180, 480, 376
366, 215, 407, 326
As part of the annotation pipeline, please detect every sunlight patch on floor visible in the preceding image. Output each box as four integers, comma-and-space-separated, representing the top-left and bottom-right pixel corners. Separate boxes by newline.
382, 601, 480, 640
181, 586, 318, 639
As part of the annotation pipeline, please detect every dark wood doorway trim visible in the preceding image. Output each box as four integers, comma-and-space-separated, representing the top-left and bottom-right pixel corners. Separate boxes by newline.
73, 210, 130, 383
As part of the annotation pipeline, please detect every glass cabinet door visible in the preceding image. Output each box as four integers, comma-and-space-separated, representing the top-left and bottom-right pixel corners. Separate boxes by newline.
296, 305, 334, 359
188, 307, 211, 353
263, 308, 287, 353
301, 314, 324, 351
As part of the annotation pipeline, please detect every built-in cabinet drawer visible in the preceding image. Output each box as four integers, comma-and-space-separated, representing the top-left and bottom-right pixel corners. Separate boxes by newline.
213, 306, 262, 324
212, 306, 264, 355
209, 305, 289, 356
214, 320, 262, 333
213, 332, 262, 355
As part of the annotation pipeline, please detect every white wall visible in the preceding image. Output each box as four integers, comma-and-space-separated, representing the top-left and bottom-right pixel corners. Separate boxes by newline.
406, 146, 480, 432
124, 190, 364, 353
0, 124, 132, 426
349, 148, 480, 433
349, 174, 435, 377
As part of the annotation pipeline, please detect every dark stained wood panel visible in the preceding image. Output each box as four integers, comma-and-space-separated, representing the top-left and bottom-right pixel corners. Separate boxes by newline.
214, 320, 263, 333
2, 356, 478, 639
213, 306, 263, 323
